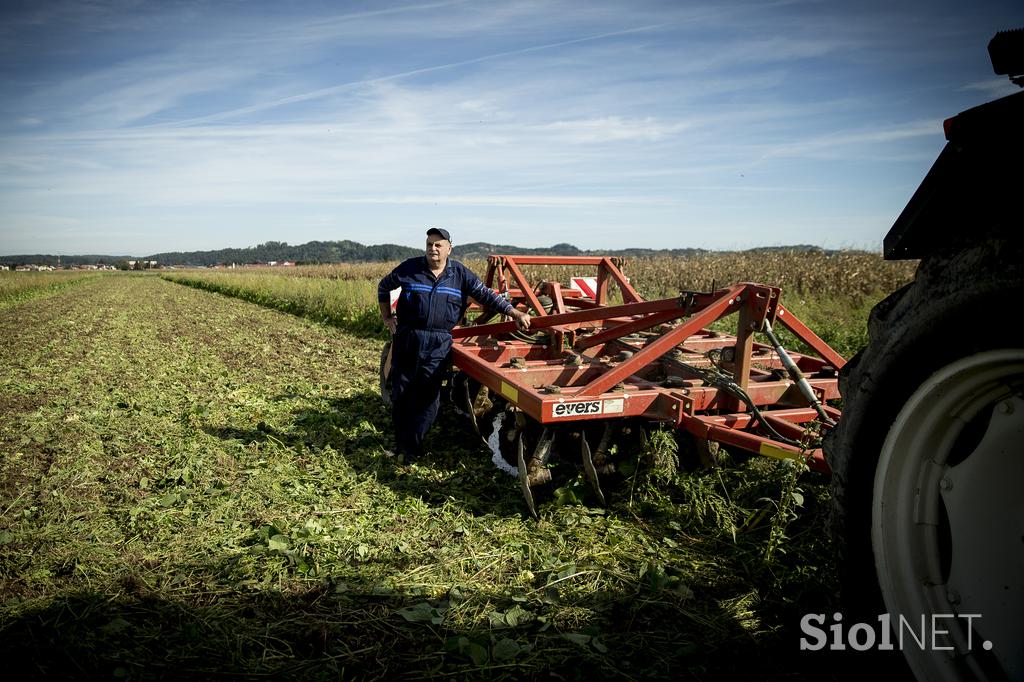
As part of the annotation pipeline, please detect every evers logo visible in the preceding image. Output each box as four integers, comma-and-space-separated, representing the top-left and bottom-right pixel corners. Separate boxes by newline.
552, 401, 602, 418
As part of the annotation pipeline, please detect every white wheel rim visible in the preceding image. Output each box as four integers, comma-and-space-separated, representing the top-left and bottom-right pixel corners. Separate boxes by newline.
873, 349, 1024, 681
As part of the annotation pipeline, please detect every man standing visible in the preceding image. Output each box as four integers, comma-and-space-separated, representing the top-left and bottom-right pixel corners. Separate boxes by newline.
377, 228, 531, 460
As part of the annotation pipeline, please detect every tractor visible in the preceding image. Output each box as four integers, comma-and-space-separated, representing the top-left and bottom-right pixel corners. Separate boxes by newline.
823, 28, 1024, 681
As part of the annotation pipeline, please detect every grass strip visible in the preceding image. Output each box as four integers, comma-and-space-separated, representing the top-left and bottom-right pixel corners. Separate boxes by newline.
163, 271, 386, 338
0, 271, 104, 310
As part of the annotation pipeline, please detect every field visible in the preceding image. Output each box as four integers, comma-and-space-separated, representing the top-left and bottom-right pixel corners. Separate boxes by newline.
0, 257, 914, 680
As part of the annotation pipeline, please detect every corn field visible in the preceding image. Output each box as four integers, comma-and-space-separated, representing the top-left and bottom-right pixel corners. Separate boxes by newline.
169, 250, 914, 298
162, 251, 915, 357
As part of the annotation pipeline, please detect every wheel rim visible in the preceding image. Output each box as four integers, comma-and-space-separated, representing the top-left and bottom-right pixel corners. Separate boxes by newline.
873, 349, 1024, 681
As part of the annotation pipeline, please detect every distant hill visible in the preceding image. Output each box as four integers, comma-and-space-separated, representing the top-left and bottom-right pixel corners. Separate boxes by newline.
452, 242, 584, 259
0, 254, 132, 267
451, 242, 710, 259
143, 240, 421, 267
1, 240, 831, 268
741, 244, 824, 254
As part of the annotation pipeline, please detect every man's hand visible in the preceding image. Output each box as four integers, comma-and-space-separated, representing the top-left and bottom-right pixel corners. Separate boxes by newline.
511, 309, 531, 331
384, 315, 398, 334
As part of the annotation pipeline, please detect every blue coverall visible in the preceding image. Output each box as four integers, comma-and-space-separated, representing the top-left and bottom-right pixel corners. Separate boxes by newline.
377, 257, 516, 458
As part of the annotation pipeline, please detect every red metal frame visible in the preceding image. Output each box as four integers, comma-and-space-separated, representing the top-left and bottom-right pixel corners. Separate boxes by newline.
452, 255, 844, 475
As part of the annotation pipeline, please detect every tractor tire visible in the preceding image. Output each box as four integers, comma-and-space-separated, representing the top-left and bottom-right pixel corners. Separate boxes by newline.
824, 238, 1024, 681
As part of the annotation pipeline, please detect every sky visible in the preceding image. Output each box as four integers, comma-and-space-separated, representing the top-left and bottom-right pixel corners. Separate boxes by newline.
1, 0, 1021, 256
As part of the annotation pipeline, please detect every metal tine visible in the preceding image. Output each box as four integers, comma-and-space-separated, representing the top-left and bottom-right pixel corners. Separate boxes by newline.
532, 427, 554, 466
517, 432, 538, 519
592, 422, 614, 471
461, 378, 481, 437
580, 429, 606, 505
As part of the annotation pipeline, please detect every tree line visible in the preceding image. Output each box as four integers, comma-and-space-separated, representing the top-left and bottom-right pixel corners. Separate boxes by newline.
2, 239, 826, 268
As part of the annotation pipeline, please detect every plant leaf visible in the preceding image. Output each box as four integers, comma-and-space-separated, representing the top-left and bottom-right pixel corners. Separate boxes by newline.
563, 633, 591, 647
268, 534, 290, 551
492, 637, 522, 661
395, 601, 448, 624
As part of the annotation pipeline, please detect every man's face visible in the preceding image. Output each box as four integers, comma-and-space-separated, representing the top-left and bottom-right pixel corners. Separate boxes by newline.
425, 235, 451, 267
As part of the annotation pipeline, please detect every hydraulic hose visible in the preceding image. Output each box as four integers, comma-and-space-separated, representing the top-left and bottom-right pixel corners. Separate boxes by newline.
761, 318, 835, 425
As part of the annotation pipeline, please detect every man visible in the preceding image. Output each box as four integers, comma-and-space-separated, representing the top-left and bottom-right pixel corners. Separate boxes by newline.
377, 228, 531, 460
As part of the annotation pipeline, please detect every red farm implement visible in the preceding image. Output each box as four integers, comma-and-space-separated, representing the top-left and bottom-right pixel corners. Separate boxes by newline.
436, 255, 843, 516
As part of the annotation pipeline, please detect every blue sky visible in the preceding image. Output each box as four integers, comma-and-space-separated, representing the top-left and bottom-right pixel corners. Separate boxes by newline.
1, 0, 1021, 256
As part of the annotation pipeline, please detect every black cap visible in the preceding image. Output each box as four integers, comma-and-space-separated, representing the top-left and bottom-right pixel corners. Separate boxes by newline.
426, 227, 451, 242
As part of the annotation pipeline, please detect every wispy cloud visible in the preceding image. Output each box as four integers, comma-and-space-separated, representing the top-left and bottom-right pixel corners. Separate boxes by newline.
539, 117, 690, 143
157, 22, 667, 127
961, 78, 1019, 97
759, 119, 944, 160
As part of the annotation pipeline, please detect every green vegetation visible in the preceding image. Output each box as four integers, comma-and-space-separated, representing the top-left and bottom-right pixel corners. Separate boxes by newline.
1, 266, 889, 679
163, 270, 384, 337
0, 270, 103, 310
